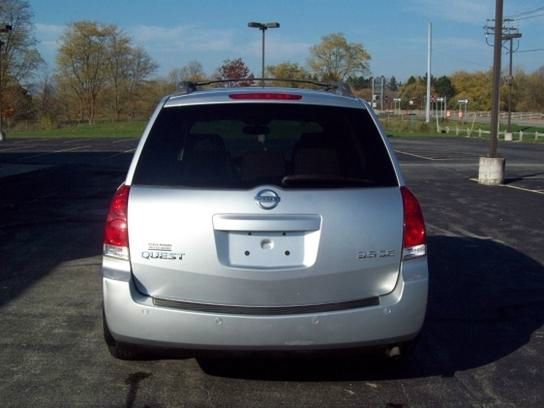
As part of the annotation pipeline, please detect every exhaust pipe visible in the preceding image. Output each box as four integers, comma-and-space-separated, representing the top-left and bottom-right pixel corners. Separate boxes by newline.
385, 345, 401, 359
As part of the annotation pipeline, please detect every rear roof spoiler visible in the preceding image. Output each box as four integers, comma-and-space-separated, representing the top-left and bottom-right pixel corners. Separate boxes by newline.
176, 78, 354, 98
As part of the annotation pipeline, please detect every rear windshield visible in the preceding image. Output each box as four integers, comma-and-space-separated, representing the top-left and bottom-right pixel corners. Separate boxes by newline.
132, 103, 398, 189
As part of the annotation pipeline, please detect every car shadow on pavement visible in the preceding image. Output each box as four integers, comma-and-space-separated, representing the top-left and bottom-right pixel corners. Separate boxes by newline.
197, 236, 544, 381
0, 153, 128, 308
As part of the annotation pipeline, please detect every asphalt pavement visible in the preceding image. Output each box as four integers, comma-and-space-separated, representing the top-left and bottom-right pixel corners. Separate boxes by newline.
0, 136, 543, 407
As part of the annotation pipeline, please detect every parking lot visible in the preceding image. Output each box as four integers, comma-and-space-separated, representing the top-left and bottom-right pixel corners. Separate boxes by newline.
0, 136, 543, 407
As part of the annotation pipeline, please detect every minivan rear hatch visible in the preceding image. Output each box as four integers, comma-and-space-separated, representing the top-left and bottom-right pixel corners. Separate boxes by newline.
128, 102, 402, 308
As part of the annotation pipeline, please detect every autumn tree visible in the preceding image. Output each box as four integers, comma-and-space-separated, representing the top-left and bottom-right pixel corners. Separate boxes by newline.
215, 58, 252, 86
450, 70, 492, 111
399, 76, 426, 108
266, 62, 310, 86
0, 0, 42, 131
308, 33, 370, 82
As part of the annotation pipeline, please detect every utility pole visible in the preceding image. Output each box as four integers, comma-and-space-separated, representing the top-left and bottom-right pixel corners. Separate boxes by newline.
478, 0, 505, 185
484, 17, 522, 138
425, 22, 432, 123
0, 24, 13, 141
489, 1, 503, 158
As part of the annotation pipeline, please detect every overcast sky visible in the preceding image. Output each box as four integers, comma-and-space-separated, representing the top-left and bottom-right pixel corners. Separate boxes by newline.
30, 0, 544, 81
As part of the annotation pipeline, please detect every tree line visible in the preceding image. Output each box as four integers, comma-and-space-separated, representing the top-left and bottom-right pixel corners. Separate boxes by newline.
1, 0, 543, 132
395, 69, 544, 112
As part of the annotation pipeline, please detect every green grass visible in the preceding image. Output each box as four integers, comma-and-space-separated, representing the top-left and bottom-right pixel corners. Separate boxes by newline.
382, 115, 544, 142
8, 120, 147, 138
6, 116, 544, 143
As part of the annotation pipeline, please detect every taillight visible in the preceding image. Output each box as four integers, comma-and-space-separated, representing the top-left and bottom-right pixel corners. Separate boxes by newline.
103, 184, 130, 260
229, 92, 302, 100
401, 186, 426, 260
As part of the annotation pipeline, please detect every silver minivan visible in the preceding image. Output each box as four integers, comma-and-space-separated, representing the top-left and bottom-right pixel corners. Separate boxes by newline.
102, 82, 428, 360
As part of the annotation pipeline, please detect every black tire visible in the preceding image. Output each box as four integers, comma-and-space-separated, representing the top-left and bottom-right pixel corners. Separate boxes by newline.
102, 310, 139, 360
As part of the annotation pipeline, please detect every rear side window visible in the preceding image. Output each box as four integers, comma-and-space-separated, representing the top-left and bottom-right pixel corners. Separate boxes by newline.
132, 103, 398, 189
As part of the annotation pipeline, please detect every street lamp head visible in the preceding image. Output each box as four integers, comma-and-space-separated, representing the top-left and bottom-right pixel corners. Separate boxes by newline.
248, 22, 280, 30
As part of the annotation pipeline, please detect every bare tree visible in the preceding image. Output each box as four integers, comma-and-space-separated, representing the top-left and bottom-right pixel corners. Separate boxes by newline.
168, 60, 206, 86
125, 47, 158, 119
0, 0, 42, 129
56, 21, 114, 124
106, 28, 131, 121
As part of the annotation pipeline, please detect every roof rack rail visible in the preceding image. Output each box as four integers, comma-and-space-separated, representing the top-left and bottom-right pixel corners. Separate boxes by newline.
176, 78, 354, 97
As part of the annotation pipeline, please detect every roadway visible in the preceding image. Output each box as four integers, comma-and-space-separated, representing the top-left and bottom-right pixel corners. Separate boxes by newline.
0, 136, 543, 407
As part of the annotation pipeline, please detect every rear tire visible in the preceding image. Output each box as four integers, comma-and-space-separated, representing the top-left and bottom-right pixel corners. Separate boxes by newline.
103, 310, 140, 360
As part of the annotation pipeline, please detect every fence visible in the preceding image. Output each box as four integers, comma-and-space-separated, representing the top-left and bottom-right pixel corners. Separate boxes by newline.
441, 126, 544, 142
385, 110, 544, 122
472, 111, 544, 121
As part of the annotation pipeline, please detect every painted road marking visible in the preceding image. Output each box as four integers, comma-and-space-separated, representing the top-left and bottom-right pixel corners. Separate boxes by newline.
0, 145, 44, 152
469, 178, 544, 196
395, 150, 435, 160
17, 145, 92, 160
501, 184, 544, 196
395, 149, 481, 161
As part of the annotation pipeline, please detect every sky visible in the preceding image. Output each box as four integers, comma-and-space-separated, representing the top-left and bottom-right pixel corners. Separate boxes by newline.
30, 0, 544, 81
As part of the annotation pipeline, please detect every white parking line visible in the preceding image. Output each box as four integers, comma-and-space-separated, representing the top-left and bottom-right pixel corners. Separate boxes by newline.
469, 178, 544, 195
395, 150, 435, 160
99, 148, 136, 161
427, 222, 508, 245
501, 184, 544, 196
395, 150, 479, 161
0, 144, 46, 152
19, 145, 91, 160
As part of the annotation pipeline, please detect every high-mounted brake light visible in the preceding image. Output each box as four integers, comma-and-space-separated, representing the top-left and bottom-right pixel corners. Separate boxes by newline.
103, 184, 130, 260
229, 92, 302, 100
401, 186, 426, 260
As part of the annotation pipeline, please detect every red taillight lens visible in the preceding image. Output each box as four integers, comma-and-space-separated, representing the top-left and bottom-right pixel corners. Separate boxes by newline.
401, 186, 426, 249
104, 184, 130, 247
229, 92, 302, 100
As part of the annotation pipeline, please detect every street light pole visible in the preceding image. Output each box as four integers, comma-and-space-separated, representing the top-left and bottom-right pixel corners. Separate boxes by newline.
0, 24, 13, 141
261, 28, 265, 84
425, 22, 432, 123
248, 22, 280, 87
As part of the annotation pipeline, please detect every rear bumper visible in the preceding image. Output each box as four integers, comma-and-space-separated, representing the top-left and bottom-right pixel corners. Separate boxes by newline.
103, 258, 428, 350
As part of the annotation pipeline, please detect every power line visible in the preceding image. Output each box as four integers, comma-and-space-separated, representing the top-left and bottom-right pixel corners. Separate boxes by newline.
507, 5, 544, 18
514, 12, 544, 20
516, 48, 544, 53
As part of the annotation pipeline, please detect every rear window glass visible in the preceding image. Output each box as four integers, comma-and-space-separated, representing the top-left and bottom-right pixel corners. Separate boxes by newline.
132, 103, 398, 189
